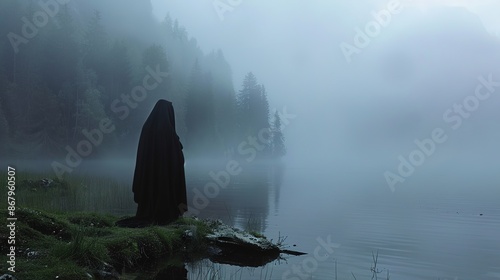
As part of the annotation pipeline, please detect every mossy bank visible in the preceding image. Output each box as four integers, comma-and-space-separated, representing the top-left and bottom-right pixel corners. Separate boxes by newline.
0, 208, 279, 280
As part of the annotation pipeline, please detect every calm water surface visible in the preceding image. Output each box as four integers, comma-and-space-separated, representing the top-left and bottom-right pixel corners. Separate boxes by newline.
184, 159, 500, 280
8, 158, 500, 279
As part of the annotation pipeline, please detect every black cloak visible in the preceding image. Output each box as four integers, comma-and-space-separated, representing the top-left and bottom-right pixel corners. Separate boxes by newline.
132, 99, 187, 225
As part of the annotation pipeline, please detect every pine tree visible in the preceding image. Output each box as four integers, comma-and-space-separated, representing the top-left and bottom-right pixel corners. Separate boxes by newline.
106, 40, 131, 103
237, 73, 271, 136
0, 1, 258, 159
73, 68, 114, 155
141, 44, 170, 104
206, 49, 237, 150
82, 10, 108, 83
271, 110, 286, 159
37, 6, 80, 147
256, 85, 271, 156
185, 60, 202, 151
3, 83, 66, 157
118, 44, 171, 144
257, 85, 270, 130
237, 72, 259, 135
41, 5, 79, 92
24, 87, 66, 157
185, 60, 215, 155
162, 14, 174, 36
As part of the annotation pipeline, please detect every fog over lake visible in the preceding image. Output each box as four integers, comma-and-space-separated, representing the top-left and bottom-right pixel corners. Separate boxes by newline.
1, 0, 500, 279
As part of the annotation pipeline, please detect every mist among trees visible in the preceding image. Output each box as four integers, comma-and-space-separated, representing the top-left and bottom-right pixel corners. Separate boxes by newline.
0, 0, 285, 161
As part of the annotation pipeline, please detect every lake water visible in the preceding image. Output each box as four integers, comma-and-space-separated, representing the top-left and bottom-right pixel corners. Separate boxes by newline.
183, 158, 500, 280
7, 157, 500, 279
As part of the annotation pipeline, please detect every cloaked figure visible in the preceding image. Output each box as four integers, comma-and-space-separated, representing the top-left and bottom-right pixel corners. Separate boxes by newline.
132, 99, 187, 225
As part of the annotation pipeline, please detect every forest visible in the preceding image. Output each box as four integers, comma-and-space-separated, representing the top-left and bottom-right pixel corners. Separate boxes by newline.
0, 0, 286, 162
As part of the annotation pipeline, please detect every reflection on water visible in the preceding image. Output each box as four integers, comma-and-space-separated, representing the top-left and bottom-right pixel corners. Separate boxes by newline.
6, 158, 500, 279
185, 160, 500, 280
184, 160, 283, 234
122, 263, 188, 279
187, 259, 278, 280
271, 162, 285, 214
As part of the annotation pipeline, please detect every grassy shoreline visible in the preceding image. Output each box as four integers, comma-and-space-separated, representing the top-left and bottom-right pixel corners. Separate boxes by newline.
0, 173, 285, 279
1, 207, 280, 279
0, 171, 135, 216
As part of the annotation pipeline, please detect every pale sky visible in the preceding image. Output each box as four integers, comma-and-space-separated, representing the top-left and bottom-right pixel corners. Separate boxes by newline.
401, 0, 500, 33
148, 1, 500, 166
149, 1, 500, 97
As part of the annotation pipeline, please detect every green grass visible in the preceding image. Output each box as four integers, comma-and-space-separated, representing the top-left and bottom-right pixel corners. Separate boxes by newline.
3, 168, 289, 279
249, 230, 266, 239
0, 172, 280, 279
0, 207, 219, 279
52, 230, 110, 268
0, 171, 135, 215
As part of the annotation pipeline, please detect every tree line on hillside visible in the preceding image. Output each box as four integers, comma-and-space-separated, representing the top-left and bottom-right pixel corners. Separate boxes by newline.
0, 1, 286, 160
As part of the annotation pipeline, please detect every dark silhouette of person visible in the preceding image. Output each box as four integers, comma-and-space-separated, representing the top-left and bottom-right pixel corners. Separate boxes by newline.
132, 99, 187, 225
